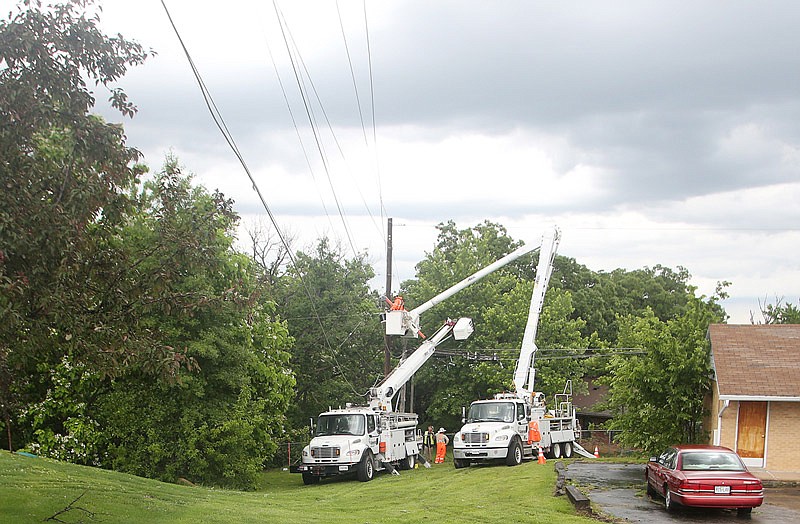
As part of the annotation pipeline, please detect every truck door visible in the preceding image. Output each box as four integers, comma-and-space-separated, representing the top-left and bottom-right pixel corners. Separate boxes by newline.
367, 414, 380, 455
516, 403, 528, 440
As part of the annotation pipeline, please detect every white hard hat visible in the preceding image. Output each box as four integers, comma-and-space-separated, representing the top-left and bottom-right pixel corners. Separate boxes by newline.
438, 428, 446, 433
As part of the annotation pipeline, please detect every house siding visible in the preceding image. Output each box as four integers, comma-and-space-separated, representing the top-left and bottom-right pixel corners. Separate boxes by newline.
765, 401, 800, 471
719, 400, 738, 450
713, 400, 800, 472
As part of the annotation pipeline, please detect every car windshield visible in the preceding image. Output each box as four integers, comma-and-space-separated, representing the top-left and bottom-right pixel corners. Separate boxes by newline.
681, 451, 746, 471
468, 402, 515, 423
316, 414, 366, 436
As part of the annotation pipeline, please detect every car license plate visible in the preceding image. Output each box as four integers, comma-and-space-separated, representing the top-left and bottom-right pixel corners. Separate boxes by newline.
714, 485, 731, 494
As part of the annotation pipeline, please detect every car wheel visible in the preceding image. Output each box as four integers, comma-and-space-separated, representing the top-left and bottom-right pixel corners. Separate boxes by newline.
737, 508, 752, 517
563, 441, 573, 458
357, 451, 375, 482
506, 438, 523, 466
664, 486, 679, 512
302, 472, 320, 485
550, 442, 562, 459
646, 479, 657, 498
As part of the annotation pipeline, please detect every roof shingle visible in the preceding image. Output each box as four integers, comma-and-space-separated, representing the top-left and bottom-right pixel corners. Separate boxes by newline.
709, 324, 800, 397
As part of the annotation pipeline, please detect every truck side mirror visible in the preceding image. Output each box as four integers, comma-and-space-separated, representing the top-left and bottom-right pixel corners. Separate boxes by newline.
461, 406, 466, 424
309, 417, 315, 437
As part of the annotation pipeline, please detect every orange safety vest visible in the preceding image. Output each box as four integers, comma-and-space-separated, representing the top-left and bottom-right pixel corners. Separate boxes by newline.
528, 420, 541, 444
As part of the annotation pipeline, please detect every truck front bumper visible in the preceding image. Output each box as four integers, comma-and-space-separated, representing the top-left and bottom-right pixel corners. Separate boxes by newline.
453, 446, 508, 460
290, 463, 358, 477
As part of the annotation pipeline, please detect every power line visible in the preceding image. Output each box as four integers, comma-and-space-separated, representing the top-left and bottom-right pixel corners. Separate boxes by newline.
160, 0, 368, 398
271, 0, 359, 258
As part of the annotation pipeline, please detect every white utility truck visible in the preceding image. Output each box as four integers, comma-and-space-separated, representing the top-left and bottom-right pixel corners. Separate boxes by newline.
292, 238, 548, 484
452, 228, 595, 468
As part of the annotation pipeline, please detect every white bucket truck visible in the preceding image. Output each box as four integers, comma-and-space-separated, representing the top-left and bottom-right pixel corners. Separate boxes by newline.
452, 228, 595, 468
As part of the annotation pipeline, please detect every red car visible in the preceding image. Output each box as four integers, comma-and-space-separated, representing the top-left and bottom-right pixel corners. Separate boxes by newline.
645, 445, 764, 516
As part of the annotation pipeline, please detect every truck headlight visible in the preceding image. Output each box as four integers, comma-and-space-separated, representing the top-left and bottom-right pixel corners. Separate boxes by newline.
494, 435, 509, 442
345, 449, 361, 458
302, 448, 309, 456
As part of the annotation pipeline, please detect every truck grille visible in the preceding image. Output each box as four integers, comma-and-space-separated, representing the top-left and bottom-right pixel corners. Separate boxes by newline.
463, 432, 489, 444
311, 447, 340, 459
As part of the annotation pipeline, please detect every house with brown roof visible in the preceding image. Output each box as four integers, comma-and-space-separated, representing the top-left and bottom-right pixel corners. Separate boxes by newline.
706, 324, 800, 478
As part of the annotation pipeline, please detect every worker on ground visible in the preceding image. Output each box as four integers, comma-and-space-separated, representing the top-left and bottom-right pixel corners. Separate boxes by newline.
435, 428, 449, 464
422, 425, 435, 463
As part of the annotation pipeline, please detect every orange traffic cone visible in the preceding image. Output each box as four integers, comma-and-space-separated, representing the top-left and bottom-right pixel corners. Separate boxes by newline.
594, 446, 600, 458
537, 446, 546, 464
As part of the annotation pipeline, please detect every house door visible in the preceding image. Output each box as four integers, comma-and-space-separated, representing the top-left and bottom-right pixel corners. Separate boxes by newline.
736, 401, 767, 467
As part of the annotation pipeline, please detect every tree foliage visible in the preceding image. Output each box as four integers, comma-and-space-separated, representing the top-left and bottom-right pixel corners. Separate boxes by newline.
603, 295, 725, 453
1, 2, 294, 489
276, 239, 383, 427
0, 0, 159, 450
756, 297, 800, 324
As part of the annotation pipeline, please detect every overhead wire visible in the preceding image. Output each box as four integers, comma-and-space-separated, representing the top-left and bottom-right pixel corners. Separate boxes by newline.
262, 29, 337, 234
160, 0, 365, 398
271, 0, 359, 257
286, 25, 383, 241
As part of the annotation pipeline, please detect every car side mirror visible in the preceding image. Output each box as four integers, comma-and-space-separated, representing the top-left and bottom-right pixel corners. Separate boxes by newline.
649, 456, 657, 462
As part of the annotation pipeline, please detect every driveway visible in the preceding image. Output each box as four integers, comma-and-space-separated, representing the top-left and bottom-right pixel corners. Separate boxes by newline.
566, 461, 800, 523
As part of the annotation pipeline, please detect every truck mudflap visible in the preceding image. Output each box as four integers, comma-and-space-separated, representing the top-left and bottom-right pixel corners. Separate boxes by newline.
290, 463, 357, 477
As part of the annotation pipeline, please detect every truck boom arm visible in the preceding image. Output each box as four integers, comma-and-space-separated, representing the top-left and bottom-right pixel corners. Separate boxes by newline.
385, 243, 542, 337
513, 227, 561, 398
370, 317, 473, 410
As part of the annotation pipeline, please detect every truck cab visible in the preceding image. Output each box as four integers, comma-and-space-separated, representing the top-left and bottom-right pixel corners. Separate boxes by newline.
292, 407, 420, 484
452, 396, 532, 468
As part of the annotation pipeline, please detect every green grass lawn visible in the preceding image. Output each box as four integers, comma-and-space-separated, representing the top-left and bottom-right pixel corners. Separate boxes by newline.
0, 450, 598, 523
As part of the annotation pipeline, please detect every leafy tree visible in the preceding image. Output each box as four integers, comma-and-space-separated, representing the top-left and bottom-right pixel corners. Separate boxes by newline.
21, 160, 296, 489
755, 297, 800, 324
0, 0, 160, 449
277, 239, 383, 427
603, 294, 725, 453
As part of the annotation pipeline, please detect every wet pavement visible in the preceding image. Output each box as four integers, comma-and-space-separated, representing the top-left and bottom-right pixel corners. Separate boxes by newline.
566, 461, 800, 524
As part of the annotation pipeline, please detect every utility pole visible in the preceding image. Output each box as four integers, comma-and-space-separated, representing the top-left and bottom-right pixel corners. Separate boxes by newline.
383, 218, 393, 377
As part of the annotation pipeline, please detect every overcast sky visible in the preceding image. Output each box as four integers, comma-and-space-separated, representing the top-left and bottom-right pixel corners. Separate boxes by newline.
38, 0, 800, 323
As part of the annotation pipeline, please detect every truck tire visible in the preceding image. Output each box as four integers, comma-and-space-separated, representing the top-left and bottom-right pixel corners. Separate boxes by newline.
563, 441, 573, 458
454, 458, 469, 469
302, 472, 320, 485
550, 442, 562, 459
399, 453, 416, 470
506, 438, 523, 466
357, 451, 375, 482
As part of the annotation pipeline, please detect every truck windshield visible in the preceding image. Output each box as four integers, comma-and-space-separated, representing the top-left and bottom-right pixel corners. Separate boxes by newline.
316, 414, 366, 436
468, 402, 515, 423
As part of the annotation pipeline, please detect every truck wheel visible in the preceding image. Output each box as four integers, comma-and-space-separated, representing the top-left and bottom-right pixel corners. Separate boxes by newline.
506, 438, 523, 466
563, 441, 573, 458
399, 453, 416, 470
550, 442, 562, 459
454, 458, 469, 469
302, 472, 320, 485
357, 451, 375, 482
